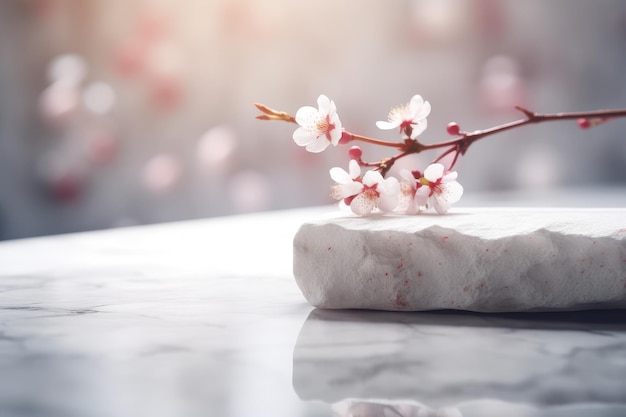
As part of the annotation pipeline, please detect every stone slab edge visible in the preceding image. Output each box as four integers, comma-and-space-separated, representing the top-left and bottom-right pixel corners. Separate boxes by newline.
293, 208, 626, 312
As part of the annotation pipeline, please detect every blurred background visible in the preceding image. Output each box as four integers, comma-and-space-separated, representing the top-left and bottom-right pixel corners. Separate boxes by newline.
0, 0, 625, 239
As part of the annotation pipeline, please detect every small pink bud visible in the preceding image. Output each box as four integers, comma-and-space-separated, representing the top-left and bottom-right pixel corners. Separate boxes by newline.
339, 131, 354, 144
446, 122, 461, 136
577, 118, 590, 129
348, 146, 362, 160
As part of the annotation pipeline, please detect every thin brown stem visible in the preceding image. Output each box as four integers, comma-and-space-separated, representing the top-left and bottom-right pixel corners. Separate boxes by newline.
432, 145, 459, 166
351, 133, 405, 149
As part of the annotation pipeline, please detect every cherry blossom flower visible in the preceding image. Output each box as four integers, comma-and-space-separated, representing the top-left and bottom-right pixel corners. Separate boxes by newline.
398, 169, 427, 214
376, 94, 431, 138
293, 94, 343, 153
414, 163, 463, 214
329, 159, 363, 201
330, 160, 400, 215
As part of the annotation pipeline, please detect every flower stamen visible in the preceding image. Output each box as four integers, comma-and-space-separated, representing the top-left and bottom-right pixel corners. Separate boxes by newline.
362, 183, 380, 200
315, 115, 336, 141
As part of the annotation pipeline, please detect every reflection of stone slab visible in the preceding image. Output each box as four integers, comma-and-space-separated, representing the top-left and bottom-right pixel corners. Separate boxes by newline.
293, 308, 626, 414
293, 208, 626, 312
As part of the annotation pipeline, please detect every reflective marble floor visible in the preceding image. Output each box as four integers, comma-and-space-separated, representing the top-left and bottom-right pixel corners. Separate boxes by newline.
0, 205, 625, 417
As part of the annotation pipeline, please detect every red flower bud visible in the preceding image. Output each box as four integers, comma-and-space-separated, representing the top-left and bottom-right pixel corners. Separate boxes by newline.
339, 131, 354, 144
446, 122, 461, 136
577, 118, 590, 129
348, 146, 362, 160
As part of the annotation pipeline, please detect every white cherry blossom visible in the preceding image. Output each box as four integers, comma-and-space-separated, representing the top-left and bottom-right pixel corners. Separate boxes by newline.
398, 168, 427, 214
330, 160, 400, 216
293, 95, 343, 153
376, 94, 431, 138
414, 163, 463, 214
329, 159, 363, 200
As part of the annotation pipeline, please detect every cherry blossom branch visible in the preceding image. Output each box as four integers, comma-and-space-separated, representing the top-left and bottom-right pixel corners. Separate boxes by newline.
424, 107, 626, 175
365, 106, 626, 176
423, 106, 626, 152
256, 101, 626, 176
255, 94, 626, 216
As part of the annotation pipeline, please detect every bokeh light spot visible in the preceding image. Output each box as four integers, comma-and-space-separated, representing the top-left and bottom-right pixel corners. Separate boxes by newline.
83, 82, 117, 115
197, 126, 238, 173
228, 170, 271, 212
142, 154, 182, 192
47, 54, 86, 85
39, 82, 80, 122
515, 145, 562, 189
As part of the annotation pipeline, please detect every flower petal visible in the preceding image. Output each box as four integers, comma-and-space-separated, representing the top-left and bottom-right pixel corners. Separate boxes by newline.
404, 197, 422, 215
379, 176, 400, 195
350, 193, 375, 215
293, 127, 314, 146
397, 186, 412, 212
328, 97, 337, 115
414, 186, 430, 206
432, 195, 451, 214
408, 94, 424, 114
399, 168, 416, 187
295, 106, 318, 126
376, 120, 399, 130
330, 167, 351, 184
317, 95, 331, 115
305, 137, 331, 153
329, 126, 343, 145
424, 163, 444, 182
340, 181, 364, 198
378, 191, 399, 212
414, 100, 431, 120
442, 181, 463, 204
441, 171, 458, 183
409, 118, 428, 138
329, 112, 341, 126
348, 159, 361, 178
362, 170, 384, 187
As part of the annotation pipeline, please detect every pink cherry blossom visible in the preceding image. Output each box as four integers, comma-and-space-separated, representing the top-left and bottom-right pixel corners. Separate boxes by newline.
330, 160, 400, 215
376, 94, 431, 138
293, 95, 343, 153
414, 163, 463, 214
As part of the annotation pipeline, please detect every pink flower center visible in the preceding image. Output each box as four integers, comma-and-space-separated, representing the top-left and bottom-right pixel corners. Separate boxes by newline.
362, 183, 380, 200
419, 176, 443, 197
428, 179, 443, 197
399, 119, 413, 132
316, 115, 336, 141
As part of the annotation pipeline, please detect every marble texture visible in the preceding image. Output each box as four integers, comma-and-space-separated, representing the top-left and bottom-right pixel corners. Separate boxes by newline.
0, 209, 321, 417
293, 208, 626, 312
0, 198, 626, 417
294, 308, 626, 417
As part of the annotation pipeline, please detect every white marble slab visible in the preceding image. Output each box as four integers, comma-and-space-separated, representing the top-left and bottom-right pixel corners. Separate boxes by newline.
293, 208, 626, 312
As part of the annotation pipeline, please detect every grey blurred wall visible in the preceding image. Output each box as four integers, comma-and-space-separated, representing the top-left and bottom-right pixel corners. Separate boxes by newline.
0, 0, 625, 239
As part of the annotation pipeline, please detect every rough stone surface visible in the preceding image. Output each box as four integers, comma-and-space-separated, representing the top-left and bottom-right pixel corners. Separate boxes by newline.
293, 208, 626, 312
